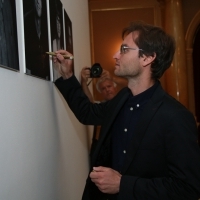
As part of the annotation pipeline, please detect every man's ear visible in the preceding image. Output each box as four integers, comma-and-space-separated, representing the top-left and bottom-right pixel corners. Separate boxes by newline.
142, 53, 156, 67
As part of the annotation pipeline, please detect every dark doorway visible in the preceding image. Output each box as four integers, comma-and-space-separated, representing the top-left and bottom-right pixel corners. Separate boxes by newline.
192, 24, 200, 123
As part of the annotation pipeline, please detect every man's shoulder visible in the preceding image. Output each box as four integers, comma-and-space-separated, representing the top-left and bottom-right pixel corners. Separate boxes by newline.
156, 87, 193, 119
116, 87, 130, 96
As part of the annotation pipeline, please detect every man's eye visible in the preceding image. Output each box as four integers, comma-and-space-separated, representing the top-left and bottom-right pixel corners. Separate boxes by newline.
122, 46, 128, 53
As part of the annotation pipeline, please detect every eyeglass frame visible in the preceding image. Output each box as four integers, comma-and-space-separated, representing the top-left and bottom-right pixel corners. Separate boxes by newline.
120, 45, 144, 54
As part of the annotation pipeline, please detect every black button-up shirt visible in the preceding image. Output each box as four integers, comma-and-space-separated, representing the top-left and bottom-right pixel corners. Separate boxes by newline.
111, 82, 159, 172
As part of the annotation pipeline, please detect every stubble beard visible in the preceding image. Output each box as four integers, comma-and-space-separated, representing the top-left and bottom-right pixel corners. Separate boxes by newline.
114, 65, 141, 80
114, 66, 126, 77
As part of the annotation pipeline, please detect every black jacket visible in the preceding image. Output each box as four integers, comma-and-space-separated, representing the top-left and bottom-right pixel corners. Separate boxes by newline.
55, 75, 200, 200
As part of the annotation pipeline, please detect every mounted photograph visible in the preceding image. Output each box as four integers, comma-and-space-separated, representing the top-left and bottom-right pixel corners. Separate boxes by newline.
23, 0, 50, 80
0, 0, 19, 71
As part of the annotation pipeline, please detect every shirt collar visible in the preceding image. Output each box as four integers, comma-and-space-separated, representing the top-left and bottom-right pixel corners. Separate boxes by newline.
127, 81, 159, 107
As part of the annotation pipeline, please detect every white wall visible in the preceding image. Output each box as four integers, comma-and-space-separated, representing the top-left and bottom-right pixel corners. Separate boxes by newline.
0, 0, 91, 200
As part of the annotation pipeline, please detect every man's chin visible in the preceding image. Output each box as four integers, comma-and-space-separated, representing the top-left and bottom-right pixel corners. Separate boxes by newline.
114, 70, 123, 77
114, 69, 120, 76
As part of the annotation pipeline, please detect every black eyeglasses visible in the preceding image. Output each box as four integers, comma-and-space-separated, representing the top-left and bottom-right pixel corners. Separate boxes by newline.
120, 45, 143, 54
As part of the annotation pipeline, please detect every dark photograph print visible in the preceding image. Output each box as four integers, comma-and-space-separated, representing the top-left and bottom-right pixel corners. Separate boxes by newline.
23, 0, 50, 80
49, 0, 64, 81
0, 0, 19, 71
64, 9, 74, 73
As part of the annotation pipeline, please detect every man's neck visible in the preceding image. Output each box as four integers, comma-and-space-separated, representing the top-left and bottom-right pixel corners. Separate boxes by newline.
127, 77, 155, 96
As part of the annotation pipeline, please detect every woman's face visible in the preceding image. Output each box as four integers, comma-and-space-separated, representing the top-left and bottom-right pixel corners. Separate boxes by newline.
34, 0, 42, 18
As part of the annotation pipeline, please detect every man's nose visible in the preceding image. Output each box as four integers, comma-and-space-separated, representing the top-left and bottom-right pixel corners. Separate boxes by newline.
106, 87, 110, 92
113, 50, 120, 59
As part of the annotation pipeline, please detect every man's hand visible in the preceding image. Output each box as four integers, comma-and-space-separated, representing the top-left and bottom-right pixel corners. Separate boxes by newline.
81, 66, 91, 84
52, 50, 73, 79
90, 166, 122, 194
101, 69, 111, 79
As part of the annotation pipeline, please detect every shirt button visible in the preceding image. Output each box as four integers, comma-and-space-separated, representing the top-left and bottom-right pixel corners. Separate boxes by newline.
136, 104, 140, 107
130, 107, 133, 111
124, 128, 127, 132
123, 150, 126, 154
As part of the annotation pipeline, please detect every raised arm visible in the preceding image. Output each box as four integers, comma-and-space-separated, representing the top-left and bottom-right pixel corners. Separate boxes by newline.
81, 67, 94, 103
52, 50, 74, 79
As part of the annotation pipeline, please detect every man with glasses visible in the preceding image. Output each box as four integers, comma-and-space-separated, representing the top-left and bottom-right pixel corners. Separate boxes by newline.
53, 21, 200, 200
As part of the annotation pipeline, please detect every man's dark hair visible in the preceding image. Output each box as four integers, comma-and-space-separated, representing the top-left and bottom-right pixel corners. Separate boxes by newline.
122, 21, 176, 80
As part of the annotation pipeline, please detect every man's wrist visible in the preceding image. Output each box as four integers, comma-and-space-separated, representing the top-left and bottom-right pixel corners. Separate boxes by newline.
62, 72, 73, 80
81, 79, 88, 85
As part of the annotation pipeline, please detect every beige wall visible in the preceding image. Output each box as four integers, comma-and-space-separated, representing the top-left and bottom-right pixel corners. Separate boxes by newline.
0, 0, 91, 200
